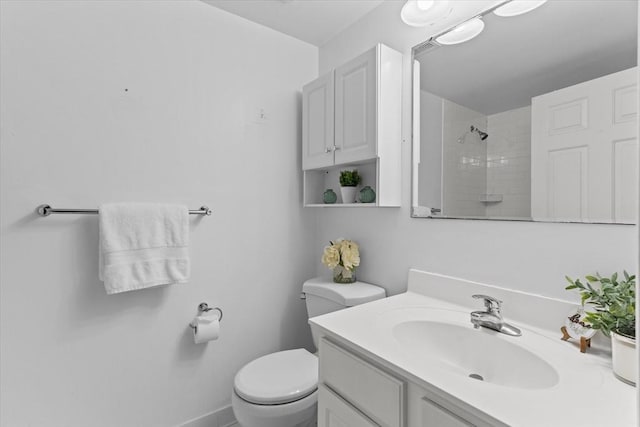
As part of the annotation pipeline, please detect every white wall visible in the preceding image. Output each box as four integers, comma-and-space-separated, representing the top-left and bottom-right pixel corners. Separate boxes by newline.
315, 1, 636, 300
0, 1, 317, 426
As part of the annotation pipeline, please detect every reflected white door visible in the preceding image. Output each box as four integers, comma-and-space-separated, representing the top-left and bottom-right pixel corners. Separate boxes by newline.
531, 67, 638, 223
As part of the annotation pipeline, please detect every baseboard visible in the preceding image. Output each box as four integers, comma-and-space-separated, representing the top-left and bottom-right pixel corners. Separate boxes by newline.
179, 404, 236, 427
217, 406, 237, 427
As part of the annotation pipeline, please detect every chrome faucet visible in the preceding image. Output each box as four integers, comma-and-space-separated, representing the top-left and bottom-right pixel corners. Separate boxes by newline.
470, 295, 521, 336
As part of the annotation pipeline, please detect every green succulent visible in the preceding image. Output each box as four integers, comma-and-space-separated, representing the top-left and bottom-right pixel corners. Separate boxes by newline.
565, 271, 636, 337
339, 170, 361, 187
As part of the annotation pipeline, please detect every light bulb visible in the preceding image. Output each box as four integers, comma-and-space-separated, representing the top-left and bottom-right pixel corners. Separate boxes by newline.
436, 17, 485, 45
401, 0, 452, 27
416, 0, 434, 11
494, 0, 547, 17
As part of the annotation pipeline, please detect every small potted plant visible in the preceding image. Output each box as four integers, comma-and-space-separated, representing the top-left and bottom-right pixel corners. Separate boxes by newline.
565, 271, 636, 385
321, 238, 360, 283
339, 170, 361, 204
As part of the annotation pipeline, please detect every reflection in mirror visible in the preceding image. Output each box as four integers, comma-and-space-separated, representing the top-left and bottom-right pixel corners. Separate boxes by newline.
412, 0, 638, 224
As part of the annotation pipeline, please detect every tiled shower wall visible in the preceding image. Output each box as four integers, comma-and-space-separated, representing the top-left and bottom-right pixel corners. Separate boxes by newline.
442, 99, 487, 217
485, 106, 532, 218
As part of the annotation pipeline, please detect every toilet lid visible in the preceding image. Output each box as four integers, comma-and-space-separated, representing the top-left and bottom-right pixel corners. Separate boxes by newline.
234, 349, 318, 405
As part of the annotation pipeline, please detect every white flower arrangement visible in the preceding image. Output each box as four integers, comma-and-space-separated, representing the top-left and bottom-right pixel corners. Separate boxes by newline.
322, 239, 360, 282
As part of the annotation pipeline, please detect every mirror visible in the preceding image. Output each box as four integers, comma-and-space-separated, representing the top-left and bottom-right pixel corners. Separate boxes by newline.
412, 0, 638, 223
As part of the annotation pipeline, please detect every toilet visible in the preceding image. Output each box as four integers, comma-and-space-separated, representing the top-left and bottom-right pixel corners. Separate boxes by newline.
231, 277, 386, 427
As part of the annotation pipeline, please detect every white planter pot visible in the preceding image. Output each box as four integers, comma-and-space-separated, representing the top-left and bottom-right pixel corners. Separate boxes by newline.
340, 186, 357, 204
611, 330, 636, 386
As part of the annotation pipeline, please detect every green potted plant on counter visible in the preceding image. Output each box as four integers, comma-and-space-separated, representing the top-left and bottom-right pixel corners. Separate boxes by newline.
339, 169, 361, 204
565, 271, 636, 385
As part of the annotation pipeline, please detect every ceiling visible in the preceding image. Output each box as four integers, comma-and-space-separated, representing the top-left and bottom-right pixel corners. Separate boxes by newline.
416, 0, 638, 115
201, 0, 385, 46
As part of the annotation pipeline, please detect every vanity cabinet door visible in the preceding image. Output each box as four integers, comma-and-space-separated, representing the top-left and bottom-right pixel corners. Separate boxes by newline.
319, 338, 405, 427
334, 47, 377, 165
318, 385, 379, 427
420, 397, 473, 427
302, 72, 335, 170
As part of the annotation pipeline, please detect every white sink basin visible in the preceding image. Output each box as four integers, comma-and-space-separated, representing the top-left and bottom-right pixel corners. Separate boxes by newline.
393, 320, 559, 390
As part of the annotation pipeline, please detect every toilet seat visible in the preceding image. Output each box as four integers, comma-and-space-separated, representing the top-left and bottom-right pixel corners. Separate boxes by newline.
232, 388, 317, 427
234, 349, 318, 405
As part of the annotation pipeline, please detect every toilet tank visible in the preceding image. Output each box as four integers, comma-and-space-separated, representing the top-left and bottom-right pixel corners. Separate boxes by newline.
303, 277, 386, 317
303, 277, 386, 350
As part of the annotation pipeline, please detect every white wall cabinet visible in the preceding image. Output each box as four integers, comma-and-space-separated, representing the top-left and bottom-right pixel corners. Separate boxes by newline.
302, 44, 402, 207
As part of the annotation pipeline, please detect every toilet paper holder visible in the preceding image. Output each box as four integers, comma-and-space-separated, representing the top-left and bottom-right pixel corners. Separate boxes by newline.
189, 302, 223, 329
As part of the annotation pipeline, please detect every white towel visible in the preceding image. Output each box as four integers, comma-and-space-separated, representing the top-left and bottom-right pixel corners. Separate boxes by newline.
99, 203, 190, 294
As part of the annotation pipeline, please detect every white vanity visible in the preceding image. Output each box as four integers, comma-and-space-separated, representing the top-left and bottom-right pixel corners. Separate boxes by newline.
310, 270, 636, 427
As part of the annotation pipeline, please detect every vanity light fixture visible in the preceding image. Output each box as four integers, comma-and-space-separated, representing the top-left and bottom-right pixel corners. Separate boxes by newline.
494, 0, 547, 17
400, 0, 453, 27
435, 17, 485, 45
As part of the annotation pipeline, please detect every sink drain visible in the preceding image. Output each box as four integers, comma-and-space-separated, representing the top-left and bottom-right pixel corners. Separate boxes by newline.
469, 373, 484, 381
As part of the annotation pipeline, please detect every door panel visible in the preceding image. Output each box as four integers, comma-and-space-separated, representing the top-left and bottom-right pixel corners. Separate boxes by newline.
303, 72, 334, 170
613, 138, 639, 223
547, 146, 588, 221
531, 67, 637, 222
318, 385, 378, 427
334, 48, 377, 164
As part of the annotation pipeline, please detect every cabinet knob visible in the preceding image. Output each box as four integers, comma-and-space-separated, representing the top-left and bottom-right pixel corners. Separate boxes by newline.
325, 147, 332, 153
333, 146, 341, 151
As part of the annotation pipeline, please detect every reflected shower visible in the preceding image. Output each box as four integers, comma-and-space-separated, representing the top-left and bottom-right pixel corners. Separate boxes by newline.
457, 125, 489, 143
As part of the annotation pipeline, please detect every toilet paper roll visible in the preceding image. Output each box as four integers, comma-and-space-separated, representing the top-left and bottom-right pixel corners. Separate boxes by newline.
192, 315, 220, 344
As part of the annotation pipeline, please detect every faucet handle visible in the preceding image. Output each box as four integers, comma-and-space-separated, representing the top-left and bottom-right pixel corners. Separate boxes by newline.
472, 294, 502, 312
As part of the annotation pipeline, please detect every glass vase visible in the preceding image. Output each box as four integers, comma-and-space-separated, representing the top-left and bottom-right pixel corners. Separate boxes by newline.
333, 265, 356, 284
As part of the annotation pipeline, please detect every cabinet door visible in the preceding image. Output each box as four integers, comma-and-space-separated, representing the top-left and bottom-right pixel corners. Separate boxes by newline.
421, 397, 473, 427
303, 72, 335, 170
320, 338, 404, 427
318, 385, 379, 427
334, 47, 377, 165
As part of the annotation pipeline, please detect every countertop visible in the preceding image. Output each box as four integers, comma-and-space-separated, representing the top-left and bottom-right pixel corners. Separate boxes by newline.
310, 288, 636, 427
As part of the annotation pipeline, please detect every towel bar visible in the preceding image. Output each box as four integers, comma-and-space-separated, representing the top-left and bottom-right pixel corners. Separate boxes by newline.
36, 204, 212, 217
